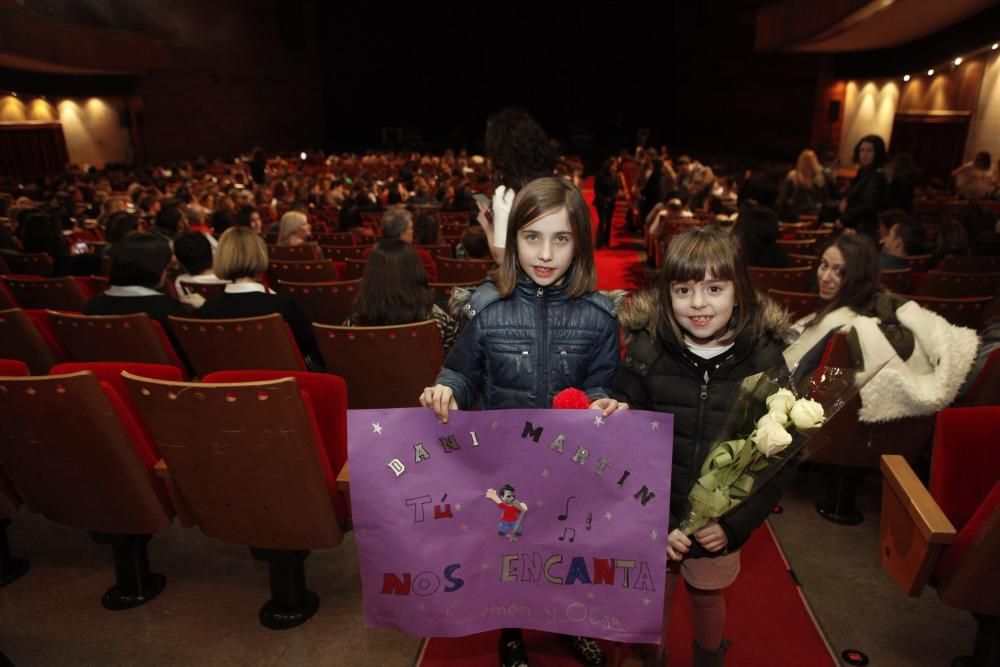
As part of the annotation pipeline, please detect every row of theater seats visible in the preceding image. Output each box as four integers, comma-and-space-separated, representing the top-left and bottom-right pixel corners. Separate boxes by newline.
0, 272, 482, 329
0, 308, 444, 409
0, 360, 350, 629
0, 250, 496, 284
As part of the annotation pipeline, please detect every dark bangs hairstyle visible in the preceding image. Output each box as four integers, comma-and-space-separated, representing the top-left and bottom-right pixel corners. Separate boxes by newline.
806, 232, 880, 327
852, 134, 887, 170
494, 177, 595, 299
657, 224, 764, 345
351, 239, 435, 326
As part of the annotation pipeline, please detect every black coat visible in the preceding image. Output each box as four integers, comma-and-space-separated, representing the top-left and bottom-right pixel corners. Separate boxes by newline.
842, 166, 887, 236
612, 290, 793, 558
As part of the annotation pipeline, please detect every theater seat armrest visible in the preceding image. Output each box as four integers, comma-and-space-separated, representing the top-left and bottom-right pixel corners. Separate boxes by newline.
880, 455, 956, 597
336, 460, 351, 515
154, 459, 196, 528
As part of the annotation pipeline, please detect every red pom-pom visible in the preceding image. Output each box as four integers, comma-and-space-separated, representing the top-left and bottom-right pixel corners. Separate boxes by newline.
552, 387, 590, 409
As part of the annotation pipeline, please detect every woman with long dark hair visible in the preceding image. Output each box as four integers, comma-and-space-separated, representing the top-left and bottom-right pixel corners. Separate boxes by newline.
784, 233, 976, 423
838, 135, 887, 238
346, 239, 458, 354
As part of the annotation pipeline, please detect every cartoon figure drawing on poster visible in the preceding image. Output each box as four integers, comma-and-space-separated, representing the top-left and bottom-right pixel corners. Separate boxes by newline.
486, 485, 527, 540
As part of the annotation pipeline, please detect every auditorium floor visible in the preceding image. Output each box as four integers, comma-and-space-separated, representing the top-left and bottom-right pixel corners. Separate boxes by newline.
768, 464, 976, 667
0, 463, 978, 666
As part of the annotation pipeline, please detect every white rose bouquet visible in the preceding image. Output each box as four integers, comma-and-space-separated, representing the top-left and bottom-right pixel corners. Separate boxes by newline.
679, 363, 868, 536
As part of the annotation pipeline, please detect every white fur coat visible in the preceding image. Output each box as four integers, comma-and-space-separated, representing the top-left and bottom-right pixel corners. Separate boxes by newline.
784, 301, 979, 423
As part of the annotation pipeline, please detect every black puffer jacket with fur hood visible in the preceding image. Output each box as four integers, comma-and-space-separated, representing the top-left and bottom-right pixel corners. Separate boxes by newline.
612, 289, 794, 558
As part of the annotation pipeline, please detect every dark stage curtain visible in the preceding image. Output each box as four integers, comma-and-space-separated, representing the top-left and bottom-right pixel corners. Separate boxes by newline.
889, 114, 971, 185
0, 123, 70, 180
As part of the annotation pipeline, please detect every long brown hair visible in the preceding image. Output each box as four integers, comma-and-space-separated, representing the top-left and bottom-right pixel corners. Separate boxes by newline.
351, 239, 435, 325
494, 176, 596, 298
806, 233, 880, 327
657, 224, 765, 345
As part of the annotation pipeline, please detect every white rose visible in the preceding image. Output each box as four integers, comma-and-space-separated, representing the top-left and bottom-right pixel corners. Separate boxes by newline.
789, 398, 825, 433
765, 389, 796, 417
757, 410, 790, 430
752, 414, 793, 457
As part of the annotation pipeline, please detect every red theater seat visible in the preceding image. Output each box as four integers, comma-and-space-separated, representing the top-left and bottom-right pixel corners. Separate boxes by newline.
0, 309, 64, 374
123, 372, 347, 629
0, 370, 175, 608
881, 407, 1000, 666
47, 311, 185, 371
313, 319, 443, 409
168, 314, 306, 377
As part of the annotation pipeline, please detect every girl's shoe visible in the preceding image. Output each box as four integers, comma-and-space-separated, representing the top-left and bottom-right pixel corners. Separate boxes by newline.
692, 639, 731, 667
499, 636, 529, 667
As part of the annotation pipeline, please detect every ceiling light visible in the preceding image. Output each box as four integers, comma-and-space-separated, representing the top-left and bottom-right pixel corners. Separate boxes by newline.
927, 69, 935, 76
954, 57, 963, 66
903, 74, 911, 82
993, 43, 998, 50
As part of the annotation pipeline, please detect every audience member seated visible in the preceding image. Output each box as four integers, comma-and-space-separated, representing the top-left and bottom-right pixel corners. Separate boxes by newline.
234, 205, 262, 234
736, 173, 790, 268
778, 149, 836, 221
344, 239, 459, 354
276, 211, 312, 246
838, 135, 888, 238
173, 231, 225, 308
82, 232, 187, 328
929, 219, 972, 269
210, 209, 235, 239
784, 233, 977, 422
884, 153, 917, 213
457, 225, 491, 260
952, 151, 997, 200
878, 212, 924, 271
362, 207, 439, 280
413, 210, 442, 246
152, 204, 187, 242
19, 210, 74, 275
198, 226, 317, 359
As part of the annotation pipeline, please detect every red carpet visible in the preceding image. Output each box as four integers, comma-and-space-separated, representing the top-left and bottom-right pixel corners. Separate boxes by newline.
416, 524, 837, 666
581, 178, 648, 292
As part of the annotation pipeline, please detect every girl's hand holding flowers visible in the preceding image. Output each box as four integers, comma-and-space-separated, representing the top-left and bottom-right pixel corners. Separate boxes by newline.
693, 522, 728, 552
667, 529, 691, 561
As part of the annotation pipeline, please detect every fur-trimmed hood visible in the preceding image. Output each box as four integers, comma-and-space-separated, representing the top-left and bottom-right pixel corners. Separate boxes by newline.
618, 287, 792, 345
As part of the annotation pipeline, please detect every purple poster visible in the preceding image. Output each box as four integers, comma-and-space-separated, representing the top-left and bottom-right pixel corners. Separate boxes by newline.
347, 408, 673, 643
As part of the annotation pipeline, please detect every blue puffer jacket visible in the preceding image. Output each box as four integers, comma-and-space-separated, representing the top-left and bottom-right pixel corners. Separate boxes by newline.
436, 279, 619, 409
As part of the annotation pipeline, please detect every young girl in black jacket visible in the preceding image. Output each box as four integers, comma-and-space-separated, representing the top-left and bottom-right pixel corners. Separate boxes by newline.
613, 225, 791, 666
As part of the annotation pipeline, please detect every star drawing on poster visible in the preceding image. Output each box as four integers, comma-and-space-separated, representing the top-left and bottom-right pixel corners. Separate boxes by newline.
604, 512, 613, 520
650, 529, 658, 540
372, 423, 383, 435
594, 415, 605, 426
650, 420, 660, 430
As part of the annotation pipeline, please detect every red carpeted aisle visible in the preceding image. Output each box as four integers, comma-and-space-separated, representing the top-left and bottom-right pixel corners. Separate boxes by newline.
417, 524, 837, 666
580, 178, 648, 292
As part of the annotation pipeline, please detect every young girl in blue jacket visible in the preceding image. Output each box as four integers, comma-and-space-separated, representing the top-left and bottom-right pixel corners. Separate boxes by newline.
420, 176, 623, 667
613, 225, 792, 666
